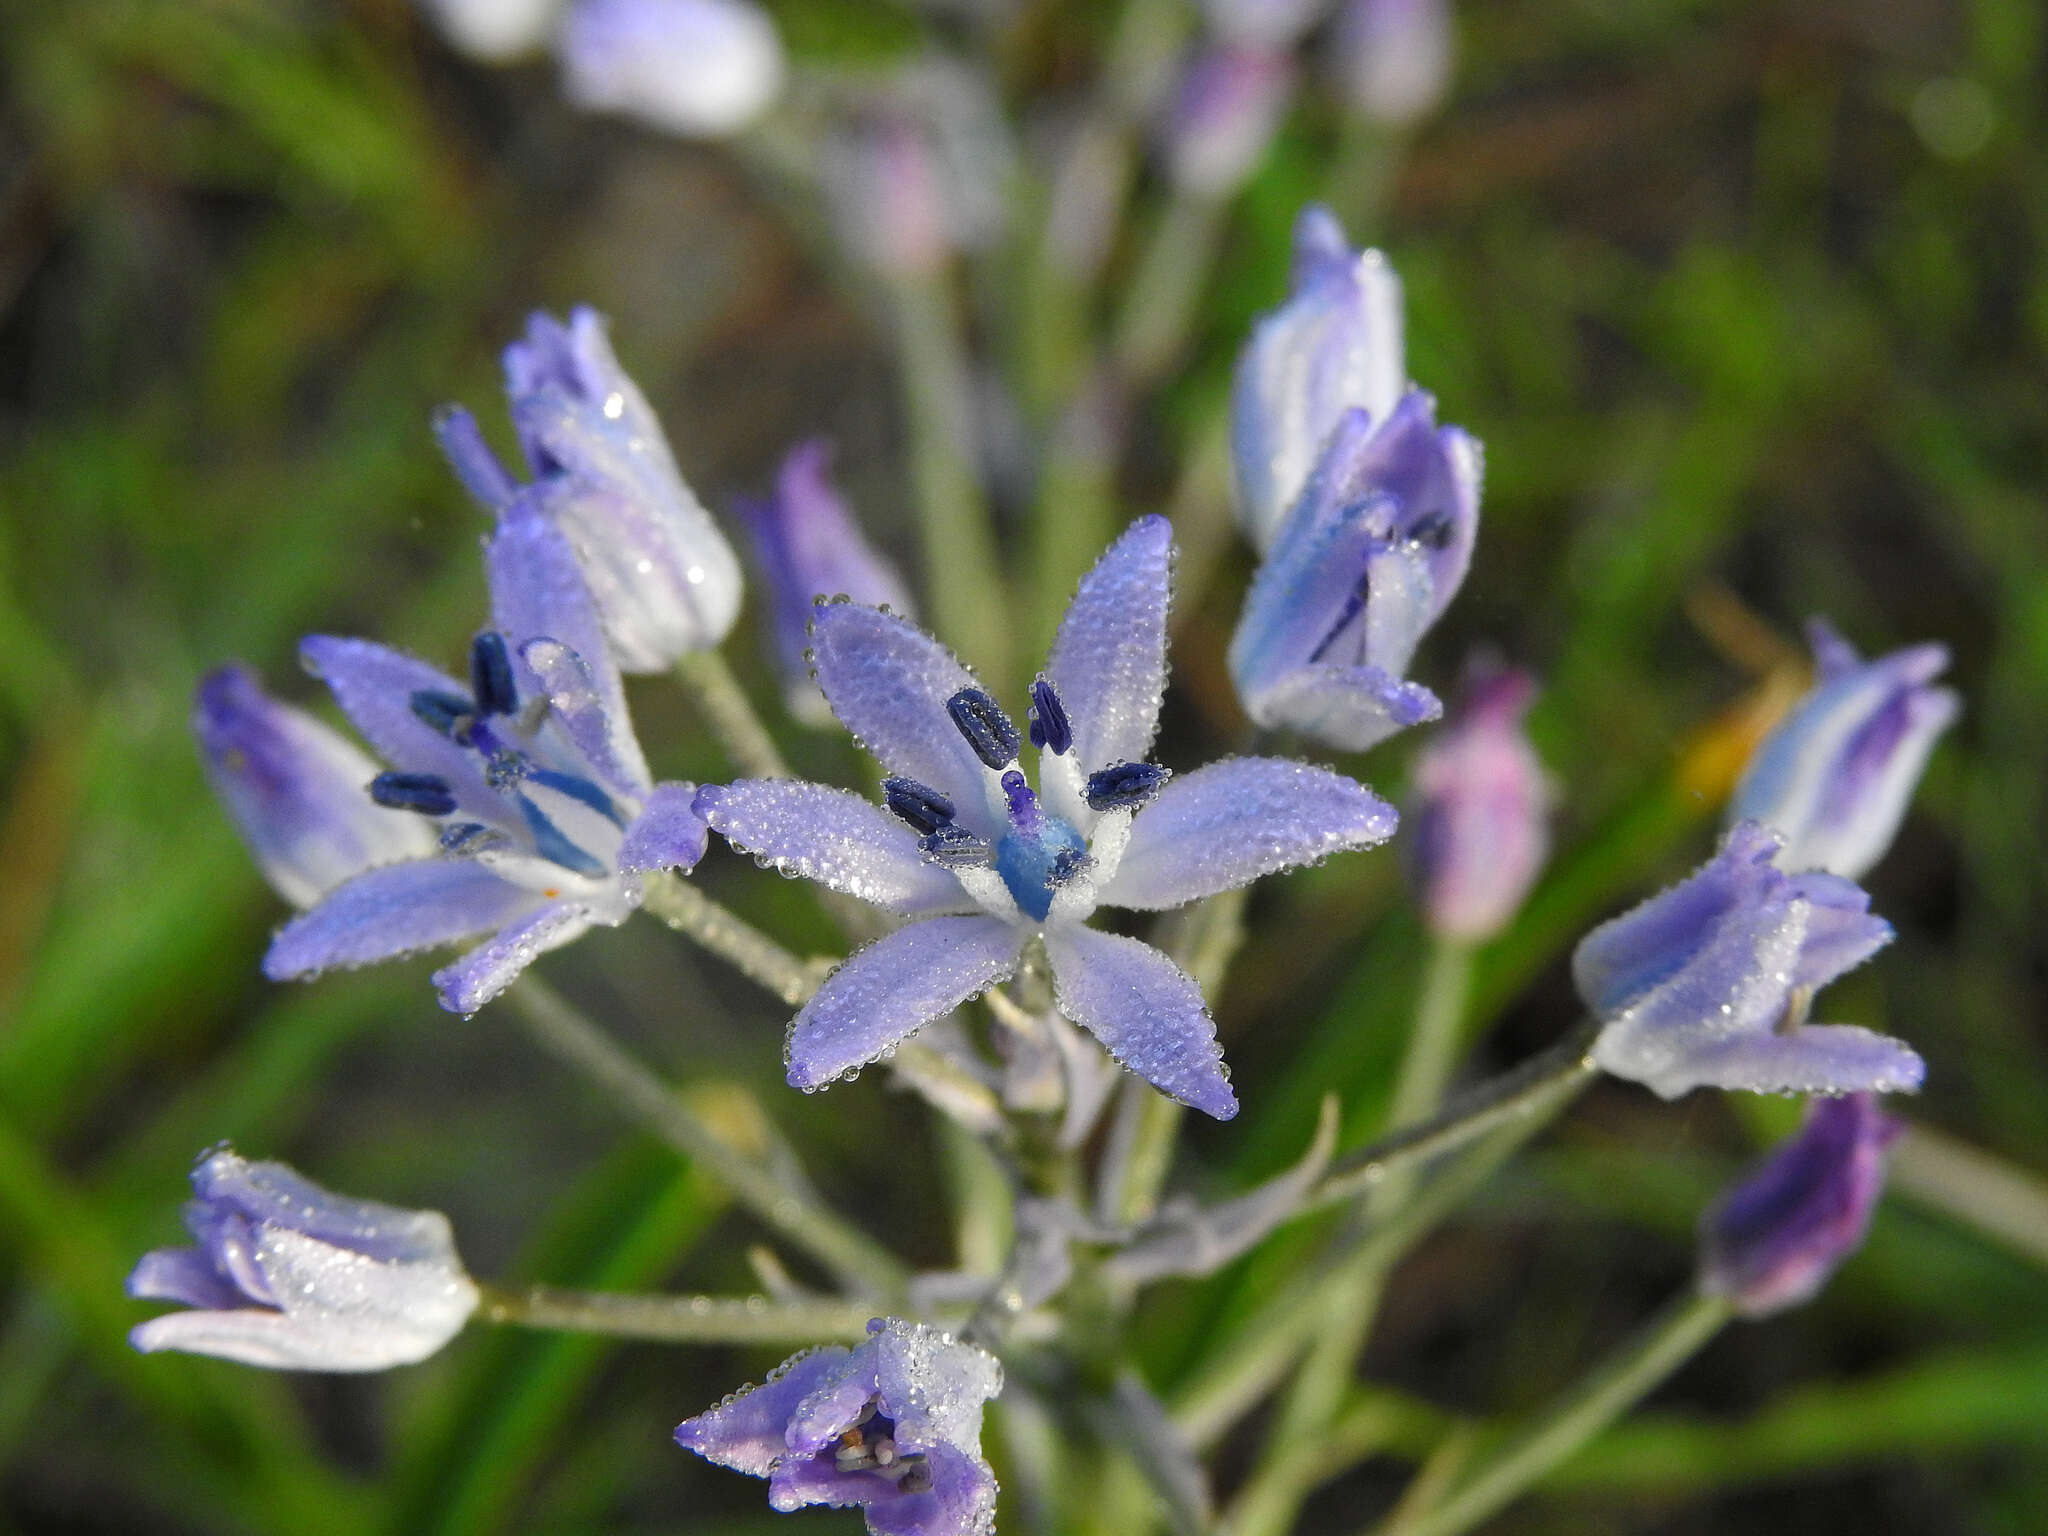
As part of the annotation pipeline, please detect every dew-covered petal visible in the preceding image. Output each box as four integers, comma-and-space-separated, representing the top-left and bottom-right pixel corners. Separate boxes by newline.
521, 637, 650, 798
431, 900, 603, 1014
1042, 927, 1236, 1120
860, 1443, 1001, 1536
869, 1316, 1004, 1454
263, 859, 541, 981
127, 1248, 245, 1311
697, 780, 973, 915
1251, 665, 1443, 752
1100, 758, 1397, 910
808, 603, 997, 825
617, 782, 709, 873
787, 917, 1022, 1091
1598, 1020, 1925, 1100
1043, 515, 1174, 775
675, 1345, 856, 1476
191, 1149, 465, 1266
129, 1306, 404, 1372
299, 637, 497, 818
1784, 872, 1894, 989
251, 1223, 478, 1356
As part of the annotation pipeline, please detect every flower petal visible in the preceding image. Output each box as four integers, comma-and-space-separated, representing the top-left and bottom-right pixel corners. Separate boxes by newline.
1597, 1021, 1925, 1100
299, 637, 497, 818
1042, 927, 1237, 1119
807, 603, 998, 823
129, 1307, 401, 1372
861, 1443, 1001, 1536
675, 1345, 855, 1476
263, 860, 541, 981
432, 900, 603, 1014
521, 637, 649, 798
697, 780, 972, 915
617, 782, 709, 873
1043, 515, 1173, 775
193, 1150, 463, 1265
1101, 758, 1398, 910
787, 916, 1021, 1091
127, 1248, 244, 1311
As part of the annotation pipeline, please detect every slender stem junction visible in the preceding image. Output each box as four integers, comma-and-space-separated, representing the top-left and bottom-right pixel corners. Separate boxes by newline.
479, 1284, 880, 1346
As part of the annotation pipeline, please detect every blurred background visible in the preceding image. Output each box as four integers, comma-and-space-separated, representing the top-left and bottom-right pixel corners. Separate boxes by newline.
1, 0, 2045, 1531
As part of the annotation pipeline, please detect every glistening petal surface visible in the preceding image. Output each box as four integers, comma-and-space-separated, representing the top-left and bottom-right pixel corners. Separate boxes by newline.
298, 637, 496, 817
264, 860, 540, 980
1043, 516, 1174, 775
1043, 927, 1237, 1119
432, 900, 599, 1013
616, 782, 709, 873
674, 1346, 854, 1476
697, 780, 971, 915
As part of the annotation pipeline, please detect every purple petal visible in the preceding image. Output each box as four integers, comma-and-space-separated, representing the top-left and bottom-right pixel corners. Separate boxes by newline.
1353, 392, 1481, 626
521, 637, 650, 798
1628, 1024, 1925, 1100
696, 780, 971, 915
263, 859, 541, 982
129, 1307, 374, 1372
617, 782, 709, 874
787, 917, 1021, 1091
190, 1150, 463, 1265
675, 1346, 855, 1476
1240, 662, 1443, 754
127, 1247, 245, 1311
1101, 757, 1397, 910
1043, 516, 1174, 777
868, 1317, 1004, 1453
432, 901, 602, 1014
1784, 872, 1894, 989
1042, 928, 1236, 1119
862, 1443, 1001, 1536
806, 603, 997, 823
299, 637, 496, 818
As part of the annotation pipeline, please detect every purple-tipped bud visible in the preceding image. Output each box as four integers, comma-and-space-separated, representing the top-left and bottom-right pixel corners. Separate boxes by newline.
1728, 620, 1960, 881
195, 665, 436, 909
740, 440, 913, 724
558, 0, 784, 138
1331, 0, 1454, 128
825, 111, 951, 279
1162, 46, 1295, 200
1575, 823, 1923, 1100
1409, 668, 1551, 941
1231, 205, 1410, 551
418, 0, 558, 63
492, 306, 743, 669
1700, 1094, 1901, 1317
128, 1147, 478, 1371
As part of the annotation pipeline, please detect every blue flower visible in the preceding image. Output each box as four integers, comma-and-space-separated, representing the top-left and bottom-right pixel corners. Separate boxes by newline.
260, 507, 709, 1014
738, 439, 915, 725
1228, 392, 1481, 751
1728, 619, 1959, 880
559, 0, 785, 138
194, 663, 437, 909
440, 305, 743, 672
1575, 822, 1923, 1100
1699, 1093, 1900, 1317
696, 516, 1398, 1119
128, 1147, 477, 1371
676, 1317, 1001, 1536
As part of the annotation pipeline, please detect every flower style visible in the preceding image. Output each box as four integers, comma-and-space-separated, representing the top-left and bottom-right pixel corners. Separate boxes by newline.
739, 439, 915, 724
1231, 205, 1413, 552
559, 0, 785, 138
1408, 666, 1550, 941
676, 1317, 1002, 1536
128, 1147, 478, 1371
1699, 1093, 1901, 1317
1575, 822, 1923, 1100
1728, 619, 1959, 880
451, 305, 743, 670
1228, 391, 1481, 752
194, 663, 436, 909
260, 506, 709, 1014
696, 517, 1397, 1120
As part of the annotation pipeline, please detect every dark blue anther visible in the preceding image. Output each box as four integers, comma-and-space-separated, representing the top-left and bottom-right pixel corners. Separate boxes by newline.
409, 689, 475, 738
1048, 846, 1092, 887
1084, 760, 1172, 812
883, 776, 957, 836
484, 750, 529, 791
471, 632, 519, 717
920, 824, 991, 869
438, 821, 497, 854
519, 798, 608, 878
370, 771, 458, 816
1027, 677, 1072, 755
527, 767, 628, 828
946, 687, 1022, 770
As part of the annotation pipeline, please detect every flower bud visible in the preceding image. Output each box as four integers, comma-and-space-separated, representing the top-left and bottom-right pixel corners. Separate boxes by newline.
558, 0, 784, 138
1409, 668, 1550, 940
194, 665, 435, 909
1331, 0, 1454, 128
1728, 620, 1959, 880
1231, 204, 1408, 550
485, 306, 743, 669
739, 440, 914, 726
129, 1148, 478, 1371
418, 0, 560, 62
1201, 0, 1326, 51
1162, 46, 1295, 200
1699, 1094, 1900, 1317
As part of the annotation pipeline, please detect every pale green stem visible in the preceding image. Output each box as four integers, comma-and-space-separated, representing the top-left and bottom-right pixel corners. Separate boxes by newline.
1110, 191, 1225, 390
1888, 1121, 2048, 1273
1323, 112, 1401, 237
1369, 1292, 1733, 1536
641, 872, 826, 1007
672, 649, 790, 781
477, 1284, 880, 1345
1386, 940, 1478, 1136
887, 269, 1011, 683
503, 978, 905, 1300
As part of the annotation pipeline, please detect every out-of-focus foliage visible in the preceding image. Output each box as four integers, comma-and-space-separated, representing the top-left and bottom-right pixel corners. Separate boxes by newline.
0, 0, 2043, 1531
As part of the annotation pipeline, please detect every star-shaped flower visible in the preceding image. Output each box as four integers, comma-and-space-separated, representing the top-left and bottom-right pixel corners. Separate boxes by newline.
696, 516, 1397, 1119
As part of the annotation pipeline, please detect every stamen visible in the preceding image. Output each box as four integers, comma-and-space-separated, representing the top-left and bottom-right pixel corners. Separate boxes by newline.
946, 687, 1022, 770
369, 771, 458, 816
1048, 846, 1093, 887
882, 776, 957, 836
518, 797, 607, 877
483, 749, 529, 791
526, 767, 628, 829
437, 821, 498, 854
1027, 677, 1072, 755
1000, 769, 1043, 835
1084, 760, 1171, 812
471, 632, 519, 718
409, 689, 475, 738
920, 824, 991, 869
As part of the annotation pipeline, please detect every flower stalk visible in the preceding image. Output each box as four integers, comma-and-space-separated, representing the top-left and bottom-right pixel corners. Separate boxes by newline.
640, 872, 825, 1007
672, 647, 792, 782
478, 1284, 881, 1345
